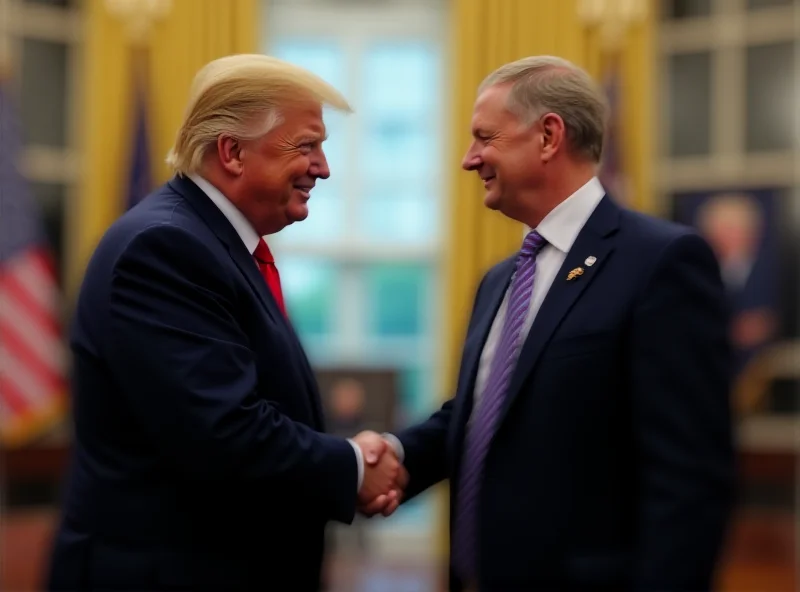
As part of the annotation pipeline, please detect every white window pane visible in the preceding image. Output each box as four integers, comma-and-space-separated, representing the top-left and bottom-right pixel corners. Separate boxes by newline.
270, 39, 345, 89
746, 42, 796, 152
360, 41, 441, 179
667, 52, 712, 157
362, 42, 440, 114
362, 117, 439, 177
360, 184, 437, 243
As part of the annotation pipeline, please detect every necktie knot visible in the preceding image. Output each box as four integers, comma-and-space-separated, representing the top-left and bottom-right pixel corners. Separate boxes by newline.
253, 239, 274, 264
520, 230, 546, 258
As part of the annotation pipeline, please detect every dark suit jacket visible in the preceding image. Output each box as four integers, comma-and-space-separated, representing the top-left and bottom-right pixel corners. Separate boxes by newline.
397, 196, 735, 591
47, 176, 357, 591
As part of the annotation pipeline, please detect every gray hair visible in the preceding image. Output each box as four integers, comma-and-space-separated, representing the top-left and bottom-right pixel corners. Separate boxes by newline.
479, 55, 608, 163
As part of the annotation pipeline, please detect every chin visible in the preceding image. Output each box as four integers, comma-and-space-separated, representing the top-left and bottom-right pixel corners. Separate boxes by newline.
287, 205, 309, 223
483, 191, 502, 211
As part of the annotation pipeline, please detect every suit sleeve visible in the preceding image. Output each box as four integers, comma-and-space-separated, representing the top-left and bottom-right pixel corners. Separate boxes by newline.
630, 232, 736, 590
395, 399, 454, 501
106, 224, 358, 524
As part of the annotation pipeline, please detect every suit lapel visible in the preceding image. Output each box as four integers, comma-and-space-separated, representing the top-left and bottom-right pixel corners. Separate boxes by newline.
168, 176, 284, 323
497, 195, 621, 426
169, 176, 324, 427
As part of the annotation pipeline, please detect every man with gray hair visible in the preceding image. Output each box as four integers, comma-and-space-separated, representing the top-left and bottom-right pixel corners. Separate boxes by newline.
373, 55, 735, 590
46, 54, 405, 591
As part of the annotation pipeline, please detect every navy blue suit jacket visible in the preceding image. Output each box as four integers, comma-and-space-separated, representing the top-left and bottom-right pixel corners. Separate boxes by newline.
398, 196, 735, 591
47, 176, 357, 591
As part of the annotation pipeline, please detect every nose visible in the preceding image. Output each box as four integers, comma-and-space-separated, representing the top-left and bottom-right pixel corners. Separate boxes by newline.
310, 148, 330, 180
462, 143, 482, 171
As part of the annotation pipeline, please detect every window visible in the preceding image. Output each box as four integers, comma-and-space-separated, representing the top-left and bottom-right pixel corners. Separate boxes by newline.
280, 257, 339, 338
264, 0, 446, 537
657, 0, 797, 194
662, 0, 711, 20
666, 51, 712, 157
746, 0, 794, 10
745, 42, 796, 152
366, 263, 430, 338
2, 0, 81, 285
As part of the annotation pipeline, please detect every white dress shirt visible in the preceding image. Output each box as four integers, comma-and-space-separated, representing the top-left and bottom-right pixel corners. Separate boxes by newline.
470, 176, 605, 418
189, 174, 365, 492
386, 176, 606, 458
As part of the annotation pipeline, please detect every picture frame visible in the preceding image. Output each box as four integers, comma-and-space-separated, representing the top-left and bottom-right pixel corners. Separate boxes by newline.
315, 366, 400, 436
670, 186, 799, 415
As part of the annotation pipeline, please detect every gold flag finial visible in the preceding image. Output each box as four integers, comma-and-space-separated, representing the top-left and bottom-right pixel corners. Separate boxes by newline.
577, 0, 647, 53
105, 0, 172, 46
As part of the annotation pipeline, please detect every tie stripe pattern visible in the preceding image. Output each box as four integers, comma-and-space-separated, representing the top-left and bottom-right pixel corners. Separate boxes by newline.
451, 230, 547, 582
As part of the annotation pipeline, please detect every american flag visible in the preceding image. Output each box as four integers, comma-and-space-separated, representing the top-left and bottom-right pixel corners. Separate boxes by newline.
0, 80, 67, 446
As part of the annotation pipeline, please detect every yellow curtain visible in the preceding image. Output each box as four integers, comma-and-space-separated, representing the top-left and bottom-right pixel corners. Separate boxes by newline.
438, 0, 654, 559
68, 0, 258, 298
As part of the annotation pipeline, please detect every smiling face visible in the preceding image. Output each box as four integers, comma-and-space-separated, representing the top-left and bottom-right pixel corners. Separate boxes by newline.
218, 100, 330, 235
461, 84, 548, 220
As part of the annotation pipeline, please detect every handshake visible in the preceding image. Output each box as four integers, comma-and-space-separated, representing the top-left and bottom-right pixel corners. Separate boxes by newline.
352, 430, 408, 518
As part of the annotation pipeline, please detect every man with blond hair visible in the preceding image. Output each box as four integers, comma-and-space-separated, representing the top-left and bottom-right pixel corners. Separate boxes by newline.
369, 55, 735, 590
46, 54, 404, 591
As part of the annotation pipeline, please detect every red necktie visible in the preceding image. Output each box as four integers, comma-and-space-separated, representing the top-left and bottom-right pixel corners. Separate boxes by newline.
253, 239, 287, 317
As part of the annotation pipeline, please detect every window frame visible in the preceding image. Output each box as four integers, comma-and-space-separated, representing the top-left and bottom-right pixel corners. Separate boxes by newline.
657, 0, 797, 206
1, 0, 82, 291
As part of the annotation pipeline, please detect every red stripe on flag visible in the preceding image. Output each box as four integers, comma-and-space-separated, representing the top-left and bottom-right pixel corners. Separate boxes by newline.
0, 260, 61, 339
0, 318, 64, 393
0, 373, 32, 415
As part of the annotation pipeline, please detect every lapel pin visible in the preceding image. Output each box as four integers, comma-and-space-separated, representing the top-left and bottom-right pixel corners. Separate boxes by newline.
585, 256, 597, 267
567, 267, 584, 281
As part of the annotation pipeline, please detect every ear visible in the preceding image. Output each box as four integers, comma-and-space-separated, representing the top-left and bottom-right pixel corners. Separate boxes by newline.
216, 135, 245, 176
540, 113, 566, 162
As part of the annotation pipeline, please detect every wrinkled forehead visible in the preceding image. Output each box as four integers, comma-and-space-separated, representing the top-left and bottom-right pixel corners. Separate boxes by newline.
471, 84, 516, 127
282, 100, 324, 124
271, 100, 328, 137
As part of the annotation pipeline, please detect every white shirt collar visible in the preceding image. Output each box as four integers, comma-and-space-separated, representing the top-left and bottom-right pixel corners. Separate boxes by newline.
189, 174, 261, 255
535, 176, 606, 253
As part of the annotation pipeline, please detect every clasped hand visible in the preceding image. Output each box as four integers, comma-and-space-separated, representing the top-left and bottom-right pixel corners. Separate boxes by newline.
353, 431, 407, 518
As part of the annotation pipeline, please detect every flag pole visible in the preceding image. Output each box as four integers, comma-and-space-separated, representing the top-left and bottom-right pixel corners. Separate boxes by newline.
104, 0, 171, 211
125, 41, 153, 209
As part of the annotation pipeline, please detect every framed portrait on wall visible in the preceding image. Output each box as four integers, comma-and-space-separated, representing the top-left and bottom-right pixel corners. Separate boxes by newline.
671, 187, 799, 413
314, 367, 399, 438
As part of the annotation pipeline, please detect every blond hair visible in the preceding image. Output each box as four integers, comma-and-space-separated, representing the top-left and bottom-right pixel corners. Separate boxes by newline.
166, 54, 352, 175
479, 56, 608, 162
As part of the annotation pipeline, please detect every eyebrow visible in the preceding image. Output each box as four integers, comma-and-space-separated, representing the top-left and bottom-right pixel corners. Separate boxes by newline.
298, 132, 327, 144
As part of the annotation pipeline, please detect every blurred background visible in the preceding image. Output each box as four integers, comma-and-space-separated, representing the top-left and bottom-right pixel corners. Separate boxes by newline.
0, 0, 798, 590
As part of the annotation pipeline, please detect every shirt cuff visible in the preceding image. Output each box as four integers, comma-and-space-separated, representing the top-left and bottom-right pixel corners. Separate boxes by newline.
348, 439, 364, 492
382, 433, 405, 463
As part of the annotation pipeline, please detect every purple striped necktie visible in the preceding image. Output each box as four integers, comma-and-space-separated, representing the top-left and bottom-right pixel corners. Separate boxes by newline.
452, 230, 547, 582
